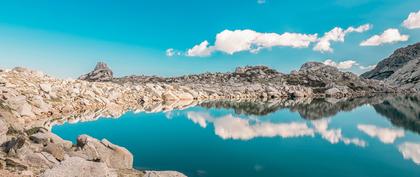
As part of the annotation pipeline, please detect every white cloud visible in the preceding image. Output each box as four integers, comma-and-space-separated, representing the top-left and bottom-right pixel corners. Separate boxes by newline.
403, 10, 420, 29
177, 24, 371, 57
165, 48, 181, 57
359, 64, 376, 70
186, 40, 215, 57
357, 124, 404, 144
398, 142, 420, 165
360, 28, 409, 46
214, 29, 318, 55
183, 29, 318, 57
314, 24, 372, 52
257, 0, 266, 4
323, 59, 358, 69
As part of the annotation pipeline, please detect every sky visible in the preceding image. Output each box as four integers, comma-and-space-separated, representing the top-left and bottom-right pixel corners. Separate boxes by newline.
0, 0, 419, 78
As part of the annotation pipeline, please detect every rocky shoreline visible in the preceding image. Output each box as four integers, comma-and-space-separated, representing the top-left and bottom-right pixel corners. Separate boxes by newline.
0, 58, 414, 177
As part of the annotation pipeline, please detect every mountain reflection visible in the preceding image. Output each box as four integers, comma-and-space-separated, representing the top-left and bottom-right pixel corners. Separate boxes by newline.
191, 94, 420, 165
199, 94, 420, 133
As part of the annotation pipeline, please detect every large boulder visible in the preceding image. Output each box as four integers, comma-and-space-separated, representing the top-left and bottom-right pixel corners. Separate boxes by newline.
41, 157, 117, 177
361, 42, 420, 80
78, 62, 113, 82
73, 135, 133, 169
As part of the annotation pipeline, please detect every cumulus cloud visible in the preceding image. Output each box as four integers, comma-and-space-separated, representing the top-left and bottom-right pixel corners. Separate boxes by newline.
165, 48, 182, 57
186, 40, 215, 57
359, 64, 376, 70
314, 24, 372, 52
357, 124, 404, 144
360, 28, 409, 46
323, 59, 358, 69
322, 59, 375, 71
183, 29, 318, 57
174, 24, 371, 57
398, 142, 420, 165
403, 10, 420, 29
214, 29, 318, 55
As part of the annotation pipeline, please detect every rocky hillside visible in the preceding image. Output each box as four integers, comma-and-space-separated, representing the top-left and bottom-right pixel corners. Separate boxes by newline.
361, 42, 420, 90
82, 62, 401, 98
361, 42, 420, 80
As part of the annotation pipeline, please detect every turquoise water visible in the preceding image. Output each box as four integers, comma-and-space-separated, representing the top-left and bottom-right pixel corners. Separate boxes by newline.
52, 97, 420, 177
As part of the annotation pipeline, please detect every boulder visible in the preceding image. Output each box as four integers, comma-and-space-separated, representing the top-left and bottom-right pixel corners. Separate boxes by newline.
41, 157, 117, 177
44, 143, 66, 161
75, 135, 133, 169
39, 83, 52, 93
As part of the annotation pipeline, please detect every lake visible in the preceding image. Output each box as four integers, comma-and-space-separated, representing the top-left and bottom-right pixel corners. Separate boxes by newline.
52, 95, 420, 177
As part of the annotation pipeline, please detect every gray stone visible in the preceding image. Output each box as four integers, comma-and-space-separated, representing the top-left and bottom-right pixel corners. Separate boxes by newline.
75, 135, 133, 169
41, 157, 117, 177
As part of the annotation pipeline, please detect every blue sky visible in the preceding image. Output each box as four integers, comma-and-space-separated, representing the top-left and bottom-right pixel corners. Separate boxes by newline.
0, 0, 419, 78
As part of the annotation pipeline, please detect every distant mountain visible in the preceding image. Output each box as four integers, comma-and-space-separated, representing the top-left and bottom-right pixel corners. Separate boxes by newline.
361, 42, 420, 80
361, 42, 420, 90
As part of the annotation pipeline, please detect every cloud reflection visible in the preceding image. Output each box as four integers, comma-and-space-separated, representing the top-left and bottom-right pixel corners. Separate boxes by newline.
398, 142, 420, 165
186, 111, 366, 147
357, 124, 404, 144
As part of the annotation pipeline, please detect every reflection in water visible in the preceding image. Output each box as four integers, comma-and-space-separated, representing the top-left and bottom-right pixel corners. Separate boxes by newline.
200, 94, 420, 133
187, 112, 314, 140
398, 142, 420, 165
373, 95, 420, 134
53, 94, 420, 174
357, 124, 405, 144
186, 111, 366, 147
194, 94, 420, 165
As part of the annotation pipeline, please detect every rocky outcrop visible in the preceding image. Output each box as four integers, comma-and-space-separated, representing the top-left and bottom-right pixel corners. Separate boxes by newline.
385, 58, 420, 91
78, 62, 113, 82
361, 42, 420, 80
285, 62, 396, 97
73, 134, 133, 169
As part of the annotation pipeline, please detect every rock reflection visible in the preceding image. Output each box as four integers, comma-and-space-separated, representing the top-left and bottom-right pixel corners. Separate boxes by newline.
200, 94, 420, 134
372, 95, 420, 134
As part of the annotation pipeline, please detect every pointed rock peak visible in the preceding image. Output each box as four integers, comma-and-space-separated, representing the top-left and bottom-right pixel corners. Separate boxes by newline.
94, 62, 110, 71
79, 61, 113, 82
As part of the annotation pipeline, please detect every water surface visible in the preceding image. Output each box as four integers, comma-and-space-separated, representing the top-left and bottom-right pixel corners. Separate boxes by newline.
53, 95, 420, 177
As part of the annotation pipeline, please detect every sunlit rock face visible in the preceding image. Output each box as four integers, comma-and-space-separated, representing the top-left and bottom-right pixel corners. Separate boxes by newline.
361, 42, 420, 80
398, 142, 420, 165
361, 42, 420, 90
357, 124, 405, 144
